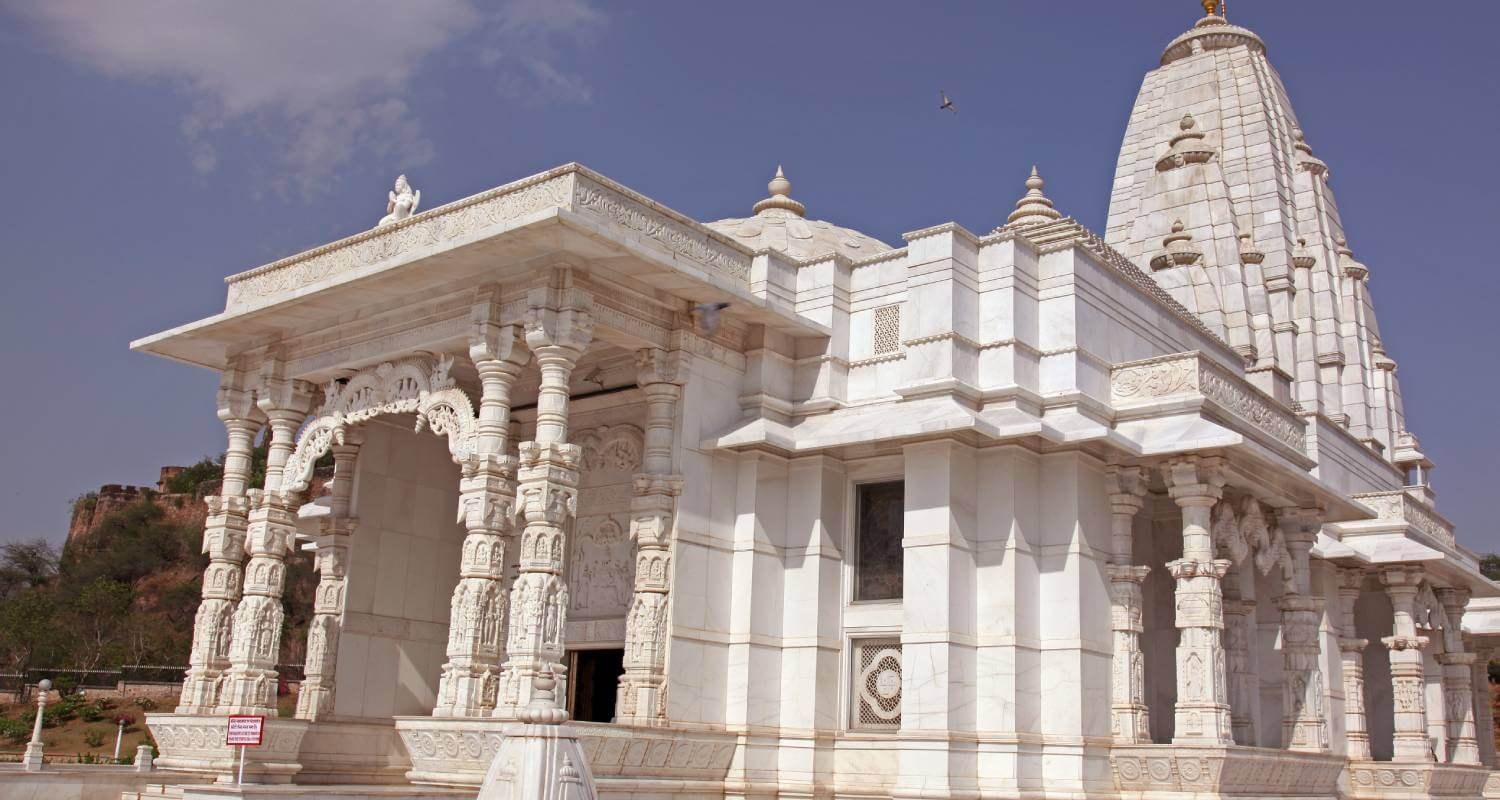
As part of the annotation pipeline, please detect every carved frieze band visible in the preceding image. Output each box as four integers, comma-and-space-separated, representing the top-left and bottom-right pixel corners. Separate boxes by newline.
1111, 352, 1304, 452
1352, 490, 1456, 548
225, 165, 754, 311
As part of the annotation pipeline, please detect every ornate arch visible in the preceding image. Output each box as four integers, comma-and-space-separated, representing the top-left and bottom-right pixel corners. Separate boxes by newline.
281, 354, 481, 495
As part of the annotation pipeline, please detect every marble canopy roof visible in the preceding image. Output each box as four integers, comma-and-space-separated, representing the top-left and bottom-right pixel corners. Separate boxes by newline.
131, 163, 827, 372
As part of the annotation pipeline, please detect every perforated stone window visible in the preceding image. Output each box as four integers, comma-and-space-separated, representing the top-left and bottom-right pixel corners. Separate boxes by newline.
852, 638, 902, 731
871, 304, 901, 355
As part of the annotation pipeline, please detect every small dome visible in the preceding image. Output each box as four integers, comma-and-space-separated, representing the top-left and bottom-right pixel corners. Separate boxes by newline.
707, 166, 892, 261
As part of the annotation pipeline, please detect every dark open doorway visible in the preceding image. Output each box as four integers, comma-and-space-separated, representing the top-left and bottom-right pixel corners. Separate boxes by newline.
567, 648, 625, 723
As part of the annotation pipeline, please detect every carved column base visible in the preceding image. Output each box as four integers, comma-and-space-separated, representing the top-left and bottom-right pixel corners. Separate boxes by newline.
1342, 637, 1373, 761
1384, 635, 1433, 762
1438, 651, 1481, 765
435, 663, 501, 718
176, 667, 226, 715
1108, 564, 1151, 743
1168, 557, 1233, 745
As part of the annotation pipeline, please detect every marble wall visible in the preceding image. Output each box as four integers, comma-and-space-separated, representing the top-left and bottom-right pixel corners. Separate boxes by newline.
333, 417, 463, 720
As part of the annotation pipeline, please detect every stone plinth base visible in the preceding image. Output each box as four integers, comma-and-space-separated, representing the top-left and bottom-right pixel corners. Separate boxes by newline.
1348, 761, 1490, 799
1483, 770, 1500, 799
1111, 744, 1344, 799
147, 713, 310, 784
478, 721, 596, 800
295, 718, 411, 785
395, 717, 736, 790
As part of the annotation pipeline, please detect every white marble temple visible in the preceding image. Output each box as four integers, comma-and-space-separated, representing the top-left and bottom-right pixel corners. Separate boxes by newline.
126, 4, 1499, 800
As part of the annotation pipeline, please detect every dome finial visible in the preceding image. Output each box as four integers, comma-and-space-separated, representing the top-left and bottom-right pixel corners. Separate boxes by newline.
1201, 0, 1221, 18
1006, 165, 1062, 227
753, 165, 805, 217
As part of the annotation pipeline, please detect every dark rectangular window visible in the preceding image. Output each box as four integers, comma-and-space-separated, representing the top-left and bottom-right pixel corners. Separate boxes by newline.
855, 481, 904, 601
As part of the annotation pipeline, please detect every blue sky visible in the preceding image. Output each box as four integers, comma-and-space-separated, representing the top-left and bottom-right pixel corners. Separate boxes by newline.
1, 1, 1496, 551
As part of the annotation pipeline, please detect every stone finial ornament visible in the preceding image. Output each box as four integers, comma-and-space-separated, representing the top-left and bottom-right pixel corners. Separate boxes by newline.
1150, 219, 1202, 270
751, 166, 806, 217
1005, 166, 1063, 227
378, 174, 422, 227
1292, 129, 1328, 176
1237, 232, 1265, 265
1156, 113, 1216, 171
1291, 236, 1317, 269
1335, 236, 1369, 280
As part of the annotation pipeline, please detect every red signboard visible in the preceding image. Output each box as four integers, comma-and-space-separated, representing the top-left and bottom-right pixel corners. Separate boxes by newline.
226, 715, 264, 746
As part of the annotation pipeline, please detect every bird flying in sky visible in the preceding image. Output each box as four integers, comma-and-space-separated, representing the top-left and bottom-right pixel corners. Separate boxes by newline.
939, 90, 957, 113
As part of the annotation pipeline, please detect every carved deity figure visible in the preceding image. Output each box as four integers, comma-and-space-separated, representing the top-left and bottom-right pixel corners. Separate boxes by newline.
378, 174, 421, 226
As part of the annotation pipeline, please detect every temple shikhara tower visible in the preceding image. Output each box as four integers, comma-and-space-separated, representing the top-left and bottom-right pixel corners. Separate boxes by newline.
127, 4, 1500, 799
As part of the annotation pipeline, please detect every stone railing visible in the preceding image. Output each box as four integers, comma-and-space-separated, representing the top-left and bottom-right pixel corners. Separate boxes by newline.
223, 164, 752, 312
1350, 490, 1457, 549
1110, 352, 1305, 454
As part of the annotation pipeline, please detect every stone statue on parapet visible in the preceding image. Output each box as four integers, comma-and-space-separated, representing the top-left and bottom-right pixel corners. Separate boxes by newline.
378, 174, 421, 226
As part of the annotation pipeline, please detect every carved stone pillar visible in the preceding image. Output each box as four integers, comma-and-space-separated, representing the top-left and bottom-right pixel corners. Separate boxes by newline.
496, 284, 593, 716
1105, 466, 1150, 743
178, 366, 265, 713
617, 348, 684, 726
1278, 509, 1328, 752
217, 357, 315, 715
1381, 566, 1433, 762
1436, 587, 1481, 764
1336, 567, 1372, 760
1472, 644, 1498, 766
435, 316, 531, 718
1162, 456, 1233, 745
295, 438, 358, 721
1222, 589, 1258, 746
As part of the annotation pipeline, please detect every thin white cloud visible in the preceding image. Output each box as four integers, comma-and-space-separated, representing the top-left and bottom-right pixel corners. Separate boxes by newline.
9, 0, 603, 196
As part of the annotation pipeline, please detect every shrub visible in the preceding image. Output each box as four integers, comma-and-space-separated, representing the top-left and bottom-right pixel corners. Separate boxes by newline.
81, 705, 103, 722
132, 697, 158, 711
0, 717, 29, 743
83, 728, 105, 748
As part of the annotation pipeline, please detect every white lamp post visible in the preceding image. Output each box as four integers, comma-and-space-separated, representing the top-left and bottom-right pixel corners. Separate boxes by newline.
113, 718, 126, 762
22, 679, 52, 772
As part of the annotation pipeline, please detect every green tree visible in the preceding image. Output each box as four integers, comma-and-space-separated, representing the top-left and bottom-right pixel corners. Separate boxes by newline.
66, 578, 134, 670
0, 586, 59, 671
0, 538, 59, 598
163, 457, 223, 495
1481, 553, 1500, 582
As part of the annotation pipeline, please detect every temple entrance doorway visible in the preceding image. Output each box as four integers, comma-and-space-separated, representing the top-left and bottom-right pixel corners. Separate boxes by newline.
567, 648, 625, 722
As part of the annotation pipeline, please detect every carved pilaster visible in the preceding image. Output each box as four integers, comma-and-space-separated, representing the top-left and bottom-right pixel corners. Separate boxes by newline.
1436, 587, 1481, 764
618, 348, 684, 725
217, 355, 314, 715
1163, 456, 1233, 745
1278, 509, 1328, 752
495, 282, 592, 717
1472, 644, 1499, 766
1223, 594, 1258, 746
178, 364, 265, 714
1336, 567, 1372, 760
435, 312, 530, 718
295, 439, 358, 721
1381, 566, 1433, 762
1105, 465, 1150, 743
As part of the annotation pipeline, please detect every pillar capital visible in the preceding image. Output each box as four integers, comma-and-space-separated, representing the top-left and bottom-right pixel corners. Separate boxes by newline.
1437, 652, 1478, 667
523, 282, 594, 358
1339, 566, 1367, 592
1276, 507, 1323, 546
1166, 557, 1230, 581
1380, 564, 1425, 590
1381, 634, 1429, 652
1106, 465, 1149, 515
1162, 455, 1227, 505
1436, 586, 1473, 617
636, 347, 685, 388
1108, 564, 1151, 583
